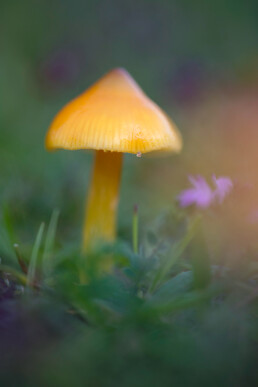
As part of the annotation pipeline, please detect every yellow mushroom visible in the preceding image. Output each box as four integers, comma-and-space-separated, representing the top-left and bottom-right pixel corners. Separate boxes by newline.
45, 68, 182, 251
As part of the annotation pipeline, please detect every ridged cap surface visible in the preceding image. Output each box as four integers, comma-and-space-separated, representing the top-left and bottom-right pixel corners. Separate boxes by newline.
46, 68, 182, 154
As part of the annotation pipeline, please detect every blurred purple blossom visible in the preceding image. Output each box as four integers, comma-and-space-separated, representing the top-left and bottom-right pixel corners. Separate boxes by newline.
212, 175, 233, 203
178, 175, 233, 209
178, 175, 214, 208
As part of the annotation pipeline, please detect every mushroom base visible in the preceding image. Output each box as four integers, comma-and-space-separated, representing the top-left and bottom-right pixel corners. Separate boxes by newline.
83, 150, 123, 251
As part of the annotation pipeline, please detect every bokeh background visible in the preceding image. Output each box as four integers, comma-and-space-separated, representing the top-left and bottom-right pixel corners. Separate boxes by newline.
2, 0, 258, 260
2, 2, 258, 386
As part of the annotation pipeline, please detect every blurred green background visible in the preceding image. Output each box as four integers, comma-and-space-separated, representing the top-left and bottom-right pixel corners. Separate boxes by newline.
2, 1, 258, 386
2, 0, 258, 249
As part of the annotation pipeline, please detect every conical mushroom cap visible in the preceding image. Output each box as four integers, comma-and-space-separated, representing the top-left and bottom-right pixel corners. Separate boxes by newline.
46, 68, 182, 154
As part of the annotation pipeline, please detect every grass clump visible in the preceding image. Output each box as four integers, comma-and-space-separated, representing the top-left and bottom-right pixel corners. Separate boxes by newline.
0, 207, 258, 387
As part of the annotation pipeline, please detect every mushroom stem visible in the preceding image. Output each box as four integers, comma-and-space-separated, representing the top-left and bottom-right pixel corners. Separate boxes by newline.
83, 150, 123, 250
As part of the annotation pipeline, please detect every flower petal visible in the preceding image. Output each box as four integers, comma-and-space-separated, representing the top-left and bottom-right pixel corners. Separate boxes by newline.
212, 176, 233, 203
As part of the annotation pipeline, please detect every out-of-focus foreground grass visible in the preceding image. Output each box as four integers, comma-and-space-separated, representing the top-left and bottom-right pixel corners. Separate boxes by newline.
1, 1, 258, 386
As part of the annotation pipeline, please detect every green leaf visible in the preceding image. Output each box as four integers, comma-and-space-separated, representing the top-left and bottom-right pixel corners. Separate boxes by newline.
150, 216, 201, 291
144, 284, 222, 315
150, 271, 193, 305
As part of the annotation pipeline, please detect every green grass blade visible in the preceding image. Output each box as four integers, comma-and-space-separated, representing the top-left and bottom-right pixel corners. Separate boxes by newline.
42, 209, 59, 278
191, 225, 211, 290
14, 243, 28, 274
0, 264, 27, 285
27, 222, 45, 287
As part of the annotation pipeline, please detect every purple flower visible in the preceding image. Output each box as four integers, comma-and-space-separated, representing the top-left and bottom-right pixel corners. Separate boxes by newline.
212, 175, 233, 203
178, 175, 214, 208
178, 175, 233, 209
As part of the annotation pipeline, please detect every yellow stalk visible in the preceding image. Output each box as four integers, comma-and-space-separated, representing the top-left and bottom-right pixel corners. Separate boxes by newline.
83, 150, 123, 251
